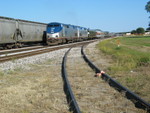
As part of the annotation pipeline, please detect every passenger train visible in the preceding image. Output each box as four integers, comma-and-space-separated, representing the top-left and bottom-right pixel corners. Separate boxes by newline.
0, 16, 97, 49
46, 22, 89, 45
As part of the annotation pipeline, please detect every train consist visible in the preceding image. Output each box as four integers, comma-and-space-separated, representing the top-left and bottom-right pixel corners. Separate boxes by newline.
0, 16, 101, 49
46, 22, 89, 45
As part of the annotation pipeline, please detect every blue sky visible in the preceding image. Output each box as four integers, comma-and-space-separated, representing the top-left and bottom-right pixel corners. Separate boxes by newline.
0, 0, 149, 32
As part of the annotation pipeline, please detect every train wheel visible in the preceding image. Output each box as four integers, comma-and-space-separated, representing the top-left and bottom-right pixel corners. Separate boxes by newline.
6, 44, 13, 49
17, 43, 23, 48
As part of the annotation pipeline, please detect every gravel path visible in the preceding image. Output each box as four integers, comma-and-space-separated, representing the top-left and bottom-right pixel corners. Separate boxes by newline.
66, 45, 145, 113
0, 48, 70, 113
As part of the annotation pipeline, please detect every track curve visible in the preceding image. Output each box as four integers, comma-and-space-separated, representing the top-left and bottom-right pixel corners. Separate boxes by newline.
81, 44, 150, 112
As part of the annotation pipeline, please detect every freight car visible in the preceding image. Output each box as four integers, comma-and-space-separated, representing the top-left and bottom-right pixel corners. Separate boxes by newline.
46, 22, 89, 45
0, 16, 47, 49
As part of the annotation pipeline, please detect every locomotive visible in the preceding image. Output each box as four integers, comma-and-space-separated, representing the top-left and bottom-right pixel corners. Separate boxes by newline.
46, 22, 89, 45
0, 16, 90, 49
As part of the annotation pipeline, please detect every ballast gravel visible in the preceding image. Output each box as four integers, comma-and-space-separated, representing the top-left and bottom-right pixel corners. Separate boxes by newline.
0, 48, 68, 71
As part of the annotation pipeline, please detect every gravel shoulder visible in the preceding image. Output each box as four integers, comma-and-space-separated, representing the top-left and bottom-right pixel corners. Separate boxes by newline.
66, 44, 146, 113
0, 48, 70, 113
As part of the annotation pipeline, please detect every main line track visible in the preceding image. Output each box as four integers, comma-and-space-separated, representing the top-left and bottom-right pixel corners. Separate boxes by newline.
0, 40, 97, 63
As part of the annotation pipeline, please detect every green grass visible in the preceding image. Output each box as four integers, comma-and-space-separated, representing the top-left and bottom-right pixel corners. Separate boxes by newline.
120, 36, 150, 47
97, 36, 150, 102
98, 36, 150, 72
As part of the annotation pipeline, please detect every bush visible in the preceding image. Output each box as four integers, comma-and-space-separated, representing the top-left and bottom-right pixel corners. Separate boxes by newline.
136, 27, 145, 34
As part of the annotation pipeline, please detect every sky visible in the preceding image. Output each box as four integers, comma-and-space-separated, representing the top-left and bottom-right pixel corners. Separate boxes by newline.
0, 0, 149, 32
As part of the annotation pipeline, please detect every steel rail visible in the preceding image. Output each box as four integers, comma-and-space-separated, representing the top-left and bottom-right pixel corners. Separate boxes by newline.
0, 46, 66, 62
61, 48, 81, 113
81, 45, 150, 112
0, 46, 44, 55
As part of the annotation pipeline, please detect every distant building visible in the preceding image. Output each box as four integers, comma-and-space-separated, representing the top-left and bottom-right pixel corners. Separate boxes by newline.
91, 29, 105, 37
125, 32, 131, 36
145, 31, 150, 35
115, 32, 131, 36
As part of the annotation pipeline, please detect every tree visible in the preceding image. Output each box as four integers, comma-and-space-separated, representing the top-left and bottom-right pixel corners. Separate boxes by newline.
145, 1, 150, 13
136, 27, 145, 34
146, 27, 150, 31
131, 30, 136, 34
145, 1, 150, 29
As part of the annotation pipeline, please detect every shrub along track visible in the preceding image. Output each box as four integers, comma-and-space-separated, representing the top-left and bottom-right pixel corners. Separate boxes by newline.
63, 45, 146, 113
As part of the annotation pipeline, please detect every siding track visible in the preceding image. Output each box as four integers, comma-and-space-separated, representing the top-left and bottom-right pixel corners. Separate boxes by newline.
81, 44, 150, 112
62, 43, 147, 112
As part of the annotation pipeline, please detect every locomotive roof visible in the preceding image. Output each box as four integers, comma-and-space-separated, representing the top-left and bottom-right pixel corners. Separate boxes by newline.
48, 22, 87, 29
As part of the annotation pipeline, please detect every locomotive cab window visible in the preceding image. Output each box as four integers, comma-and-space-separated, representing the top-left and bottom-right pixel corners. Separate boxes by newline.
48, 25, 54, 27
48, 24, 60, 27
54, 25, 59, 27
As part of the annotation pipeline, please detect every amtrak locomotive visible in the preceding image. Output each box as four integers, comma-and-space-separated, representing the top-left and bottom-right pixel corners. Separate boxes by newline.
46, 22, 89, 45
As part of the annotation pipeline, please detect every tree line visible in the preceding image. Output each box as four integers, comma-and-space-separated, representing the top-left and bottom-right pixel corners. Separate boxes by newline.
130, 2, 150, 35
145, 1, 150, 30
131, 27, 145, 35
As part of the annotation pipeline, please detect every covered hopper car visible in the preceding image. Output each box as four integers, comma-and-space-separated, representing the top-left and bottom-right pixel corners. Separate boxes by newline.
0, 16, 47, 49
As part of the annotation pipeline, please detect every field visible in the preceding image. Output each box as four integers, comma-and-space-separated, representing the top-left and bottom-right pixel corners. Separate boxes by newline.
97, 36, 150, 103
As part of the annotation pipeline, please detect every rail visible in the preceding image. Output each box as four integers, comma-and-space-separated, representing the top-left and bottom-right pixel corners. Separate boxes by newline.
81, 45, 150, 112
61, 48, 81, 113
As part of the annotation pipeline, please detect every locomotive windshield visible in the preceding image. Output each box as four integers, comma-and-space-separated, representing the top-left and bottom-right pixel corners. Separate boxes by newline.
48, 24, 60, 27
46, 23, 63, 34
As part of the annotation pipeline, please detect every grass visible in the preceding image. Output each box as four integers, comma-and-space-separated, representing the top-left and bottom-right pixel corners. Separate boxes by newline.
0, 58, 69, 113
120, 36, 150, 47
97, 36, 150, 102
98, 36, 150, 71
0, 70, 5, 76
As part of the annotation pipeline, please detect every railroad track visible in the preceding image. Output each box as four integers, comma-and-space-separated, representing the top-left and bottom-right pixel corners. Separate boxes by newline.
0, 40, 97, 63
62, 44, 150, 112
0, 45, 44, 55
